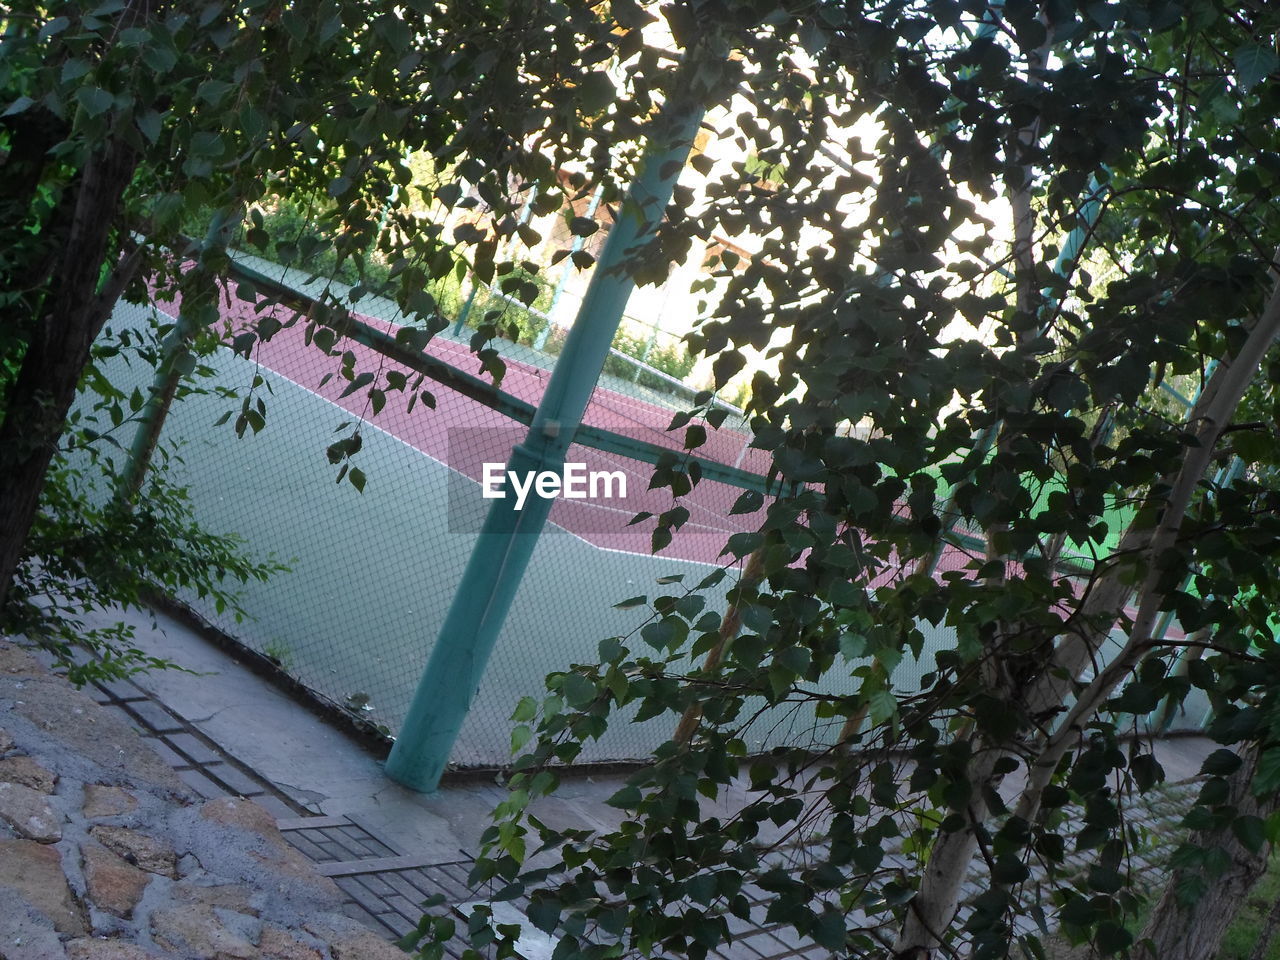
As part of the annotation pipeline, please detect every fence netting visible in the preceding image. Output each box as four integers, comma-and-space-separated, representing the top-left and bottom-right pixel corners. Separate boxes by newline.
80, 251, 1208, 769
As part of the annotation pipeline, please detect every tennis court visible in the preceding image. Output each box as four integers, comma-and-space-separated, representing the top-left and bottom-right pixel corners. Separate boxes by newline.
94, 256, 903, 767
89, 254, 1207, 769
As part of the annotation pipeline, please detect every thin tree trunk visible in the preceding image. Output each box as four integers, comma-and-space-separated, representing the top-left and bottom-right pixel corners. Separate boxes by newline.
1135, 746, 1280, 960
889, 242, 1280, 960
891, 15, 1052, 953
893, 748, 1003, 957
892, 46, 1280, 960
673, 546, 765, 745
0, 138, 140, 613
1011, 262, 1280, 827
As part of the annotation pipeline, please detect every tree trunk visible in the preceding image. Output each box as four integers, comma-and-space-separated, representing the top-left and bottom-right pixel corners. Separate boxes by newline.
892, 748, 1002, 957
891, 17, 1052, 953
0, 138, 140, 613
1135, 746, 1280, 960
888, 249, 1280, 960
673, 546, 765, 745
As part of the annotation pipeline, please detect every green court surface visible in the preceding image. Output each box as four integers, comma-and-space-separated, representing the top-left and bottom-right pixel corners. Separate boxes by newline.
85, 295, 1207, 768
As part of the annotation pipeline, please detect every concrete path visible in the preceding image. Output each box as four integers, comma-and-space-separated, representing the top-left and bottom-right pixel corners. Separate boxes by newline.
74, 602, 1216, 958
81, 604, 635, 863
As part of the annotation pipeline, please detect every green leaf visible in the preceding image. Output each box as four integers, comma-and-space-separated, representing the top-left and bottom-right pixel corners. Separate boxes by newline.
1108, 680, 1159, 715
839, 633, 867, 660
1201, 749, 1242, 777
39, 15, 70, 39
135, 108, 163, 143
1254, 747, 1280, 795
577, 72, 615, 113
812, 910, 845, 950
696, 569, 727, 590
1232, 814, 1267, 853
640, 618, 677, 650
61, 58, 90, 82
724, 531, 763, 558
559, 671, 595, 709
1234, 44, 1279, 92
1094, 921, 1132, 955
685, 874, 717, 906
526, 896, 560, 934
141, 35, 178, 74
739, 603, 771, 634
867, 690, 897, 724
510, 724, 532, 754
606, 784, 643, 808
611, 0, 657, 29
77, 87, 114, 118
675, 594, 705, 619
777, 645, 810, 675
189, 131, 224, 158
2, 95, 34, 117
799, 21, 827, 55
338, 371, 374, 398
993, 856, 1030, 884
1130, 753, 1164, 792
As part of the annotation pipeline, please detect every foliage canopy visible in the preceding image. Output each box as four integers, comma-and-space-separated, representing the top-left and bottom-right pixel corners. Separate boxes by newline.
6, 0, 1280, 957
391, 2, 1280, 959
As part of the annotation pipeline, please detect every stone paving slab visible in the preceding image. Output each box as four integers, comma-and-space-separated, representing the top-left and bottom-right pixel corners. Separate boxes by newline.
0, 639, 413, 960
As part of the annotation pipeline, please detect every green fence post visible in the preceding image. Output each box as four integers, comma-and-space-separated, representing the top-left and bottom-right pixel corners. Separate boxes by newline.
116, 208, 239, 503
384, 96, 708, 793
920, 174, 1108, 575
451, 281, 479, 338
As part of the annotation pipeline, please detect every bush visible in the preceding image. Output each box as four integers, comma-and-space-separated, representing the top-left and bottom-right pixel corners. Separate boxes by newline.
465, 267, 554, 346
0, 329, 287, 685
252, 198, 369, 285
8, 454, 286, 685
186, 199, 466, 328
604, 329, 697, 393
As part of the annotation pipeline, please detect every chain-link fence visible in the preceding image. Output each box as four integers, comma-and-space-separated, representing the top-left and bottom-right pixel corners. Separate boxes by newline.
90, 253, 862, 767
81, 245, 1210, 770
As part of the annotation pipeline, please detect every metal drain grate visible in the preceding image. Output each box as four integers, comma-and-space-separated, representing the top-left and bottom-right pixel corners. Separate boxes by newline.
89, 676, 308, 819
87, 676, 837, 960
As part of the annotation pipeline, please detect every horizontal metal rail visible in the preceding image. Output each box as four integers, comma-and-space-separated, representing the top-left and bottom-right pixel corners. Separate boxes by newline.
222, 257, 774, 494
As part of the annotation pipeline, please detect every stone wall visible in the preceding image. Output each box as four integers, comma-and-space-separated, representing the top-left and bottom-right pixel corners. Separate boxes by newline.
0, 641, 408, 960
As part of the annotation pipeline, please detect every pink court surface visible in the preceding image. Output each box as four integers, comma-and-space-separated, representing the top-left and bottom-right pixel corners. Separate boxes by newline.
265, 296, 1174, 630
183, 281, 1142, 618
229, 292, 778, 566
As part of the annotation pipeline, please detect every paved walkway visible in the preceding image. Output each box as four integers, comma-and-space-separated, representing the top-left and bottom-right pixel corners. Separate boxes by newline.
79, 602, 1212, 958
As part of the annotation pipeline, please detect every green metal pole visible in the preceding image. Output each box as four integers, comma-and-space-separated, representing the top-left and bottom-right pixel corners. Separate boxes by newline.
385, 95, 708, 793
451, 281, 479, 337
116, 208, 239, 503
920, 174, 1108, 575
